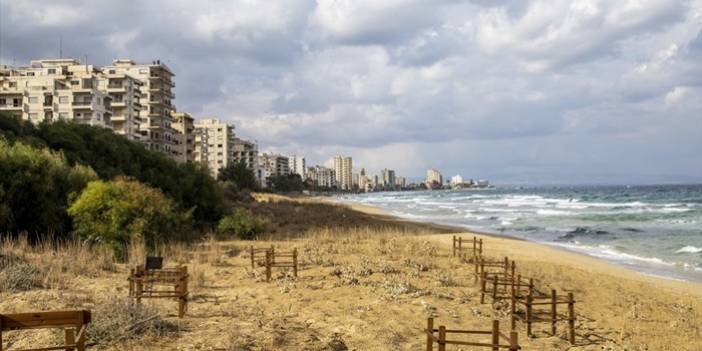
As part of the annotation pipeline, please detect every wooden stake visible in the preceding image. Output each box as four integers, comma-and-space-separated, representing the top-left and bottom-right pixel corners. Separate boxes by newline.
426, 318, 434, 351
64, 328, 75, 351
492, 275, 498, 300
551, 289, 557, 336
479, 239, 483, 255
265, 251, 272, 282
250, 245, 255, 268
458, 237, 463, 256
438, 326, 446, 351
568, 292, 575, 344
480, 272, 487, 304
511, 288, 517, 330
491, 320, 499, 351
293, 249, 298, 278
452, 235, 456, 257
509, 330, 519, 351
526, 291, 533, 336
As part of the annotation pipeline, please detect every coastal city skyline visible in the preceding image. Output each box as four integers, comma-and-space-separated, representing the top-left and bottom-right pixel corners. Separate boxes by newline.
1, 1, 700, 185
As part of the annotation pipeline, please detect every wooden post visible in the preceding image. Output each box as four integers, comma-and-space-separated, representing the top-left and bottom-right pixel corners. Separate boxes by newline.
438, 326, 446, 351
0, 317, 3, 351
472, 236, 477, 260
458, 237, 462, 256
178, 266, 188, 318
568, 292, 575, 344
128, 268, 135, 297
509, 330, 519, 351
426, 317, 434, 351
474, 260, 480, 283
270, 245, 275, 264
265, 251, 271, 281
492, 275, 498, 300
491, 320, 499, 351
453, 235, 456, 257
293, 249, 298, 277
526, 291, 533, 336
136, 268, 143, 304
479, 239, 483, 255
551, 289, 557, 336
480, 272, 487, 303
64, 328, 75, 351
250, 246, 255, 268
76, 309, 86, 351
511, 287, 517, 330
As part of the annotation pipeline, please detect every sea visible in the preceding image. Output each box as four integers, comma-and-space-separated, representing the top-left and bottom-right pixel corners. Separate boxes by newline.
339, 185, 702, 282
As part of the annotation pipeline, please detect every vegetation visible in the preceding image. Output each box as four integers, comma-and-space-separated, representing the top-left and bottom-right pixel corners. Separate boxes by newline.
218, 160, 258, 191
0, 113, 225, 235
217, 208, 266, 240
0, 138, 97, 237
267, 173, 304, 193
68, 178, 185, 260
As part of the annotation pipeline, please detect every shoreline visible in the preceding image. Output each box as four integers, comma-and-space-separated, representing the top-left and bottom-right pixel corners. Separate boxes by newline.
341, 199, 702, 297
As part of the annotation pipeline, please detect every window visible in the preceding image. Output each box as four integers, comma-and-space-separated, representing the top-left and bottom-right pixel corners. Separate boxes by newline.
0, 98, 5, 105
139, 69, 148, 74
59, 96, 69, 104
71, 80, 79, 85
218, 144, 223, 148
109, 69, 116, 74
28, 97, 39, 103
48, 68, 56, 74
9, 82, 16, 88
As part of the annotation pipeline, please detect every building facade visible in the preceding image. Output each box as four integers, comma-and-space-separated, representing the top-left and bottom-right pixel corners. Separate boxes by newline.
333, 156, 353, 190
171, 112, 195, 163
193, 118, 236, 177
382, 168, 396, 190
260, 153, 290, 177
307, 166, 336, 188
231, 137, 259, 170
288, 155, 306, 178
0, 59, 113, 128
426, 168, 443, 189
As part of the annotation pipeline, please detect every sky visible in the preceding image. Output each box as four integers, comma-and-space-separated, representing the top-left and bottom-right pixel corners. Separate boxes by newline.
1, 0, 701, 184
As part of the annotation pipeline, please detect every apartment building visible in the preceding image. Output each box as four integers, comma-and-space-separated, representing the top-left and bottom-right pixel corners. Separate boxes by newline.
99, 71, 142, 140
288, 155, 306, 177
260, 153, 290, 177
193, 118, 235, 177
333, 156, 353, 190
307, 165, 336, 188
426, 168, 443, 189
102, 59, 180, 160
396, 176, 407, 189
0, 59, 112, 128
171, 112, 195, 162
232, 137, 258, 170
382, 168, 396, 190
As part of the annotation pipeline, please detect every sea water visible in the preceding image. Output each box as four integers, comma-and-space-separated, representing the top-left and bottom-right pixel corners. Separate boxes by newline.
340, 185, 702, 282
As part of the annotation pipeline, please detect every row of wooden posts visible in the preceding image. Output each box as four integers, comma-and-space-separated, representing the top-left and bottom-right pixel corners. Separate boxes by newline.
250, 245, 299, 281
429, 236, 577, 350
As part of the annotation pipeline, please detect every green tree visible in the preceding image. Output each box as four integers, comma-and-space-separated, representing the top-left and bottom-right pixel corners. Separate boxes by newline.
67, 178, 185, 259
267, 173, 304, 193
217, 208, 266, 240
0, 139, 96, 238
218, 161, 259, 191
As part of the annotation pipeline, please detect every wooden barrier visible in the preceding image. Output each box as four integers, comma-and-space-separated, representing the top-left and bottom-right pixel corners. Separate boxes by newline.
425, 318, 520, 351
472, 256, 512, 284
264, 249, 298, 282
453, 236, 483, 260
479, 271, 533, 304
250, 245, 274, 268
128, 265, 189, 318
0, 310, 91, 351
511, 289, 576, 344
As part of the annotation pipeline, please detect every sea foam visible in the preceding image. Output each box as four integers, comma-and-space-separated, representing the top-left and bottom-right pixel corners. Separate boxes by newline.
675, 246, 702, 254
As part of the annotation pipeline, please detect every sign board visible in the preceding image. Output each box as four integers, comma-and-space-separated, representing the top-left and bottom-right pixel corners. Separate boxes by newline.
145, 256, 163, 270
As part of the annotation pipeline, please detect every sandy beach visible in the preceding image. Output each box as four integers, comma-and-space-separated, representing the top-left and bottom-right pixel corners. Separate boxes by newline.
1, 195, 701, 350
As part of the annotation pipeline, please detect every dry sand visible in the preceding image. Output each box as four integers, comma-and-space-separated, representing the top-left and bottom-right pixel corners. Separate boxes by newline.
1, 197, 701, 351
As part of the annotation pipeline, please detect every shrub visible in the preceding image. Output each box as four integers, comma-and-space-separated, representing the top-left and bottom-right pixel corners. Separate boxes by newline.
0, 253, 41, 292
217, 208, 266, 240
88, 298, 178, 345
218, 160, 258, 191
68, 178, 186, 260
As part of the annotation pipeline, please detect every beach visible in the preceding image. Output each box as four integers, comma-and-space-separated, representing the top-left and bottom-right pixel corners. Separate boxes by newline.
1, 195, 701, 350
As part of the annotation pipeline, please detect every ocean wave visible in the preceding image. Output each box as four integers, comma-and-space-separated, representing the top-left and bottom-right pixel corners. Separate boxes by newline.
557, 227, 611, 240
675, 246, 702, 254
536, 209, 573, 216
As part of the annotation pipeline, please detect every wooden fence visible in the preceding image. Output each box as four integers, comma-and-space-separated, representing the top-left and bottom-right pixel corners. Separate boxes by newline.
250, 245, 274, 268
425, 318, 520, 351
264, 249, 298, 282
453, 236, 483, 261
479, 272, 533, 304
128, 266, 189, 318
0, 310, 91, 351
511, 289, 576, 344
472, 256, 513, 283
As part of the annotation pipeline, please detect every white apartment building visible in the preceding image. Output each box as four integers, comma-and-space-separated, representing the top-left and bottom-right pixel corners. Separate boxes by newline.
171, 112, 195, 163
426, 168, 443, 188
100, 72, 143, 140
450, 174, 464, 187
0, 59, 113, 128
333, 156, 353, 190
288, 155, 306, 178
396, 176, 407, 189
193, 118, 236, 177
382, 168, 396, 190
307, 165, 336, 188
102, 59, 180, 160
260, 153, 290, 177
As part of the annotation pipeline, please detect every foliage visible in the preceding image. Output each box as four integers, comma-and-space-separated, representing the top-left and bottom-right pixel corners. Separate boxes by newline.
218, 160, 259, 191
217, 208, 266, 240
0, 113, 225, 231
267, 173, 304, 193
67, 178, 185, 259
0, 138, 97, 237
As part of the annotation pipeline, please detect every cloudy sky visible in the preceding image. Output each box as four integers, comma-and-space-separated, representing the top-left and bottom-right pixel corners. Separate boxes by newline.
1, 0, 701, 184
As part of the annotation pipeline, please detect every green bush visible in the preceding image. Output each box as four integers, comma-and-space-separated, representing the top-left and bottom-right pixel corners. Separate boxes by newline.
217, 208, 266, 240
0, 138, 97, 236
68, 178, 186, 260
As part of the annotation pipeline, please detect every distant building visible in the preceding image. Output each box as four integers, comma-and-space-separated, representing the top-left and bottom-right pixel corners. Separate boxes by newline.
450, 175, 464, 187
382, 169, 396, 190
288, 155, 306, 177
171, 112, 195, 163
232, 137, 259, 170
333, 156, 353, 190
395, 176, 406, 189
193, 118, 236, 177
426, 168, 443, 189
260, 153, 290, 177
307, 165, 336, 188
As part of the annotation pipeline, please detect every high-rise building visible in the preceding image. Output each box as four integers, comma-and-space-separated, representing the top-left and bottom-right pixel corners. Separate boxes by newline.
333, 156, 353, 190
306, 166, 336, 188
382, 168, 396, 190
396, 176, 406, 189
232, 137, 259, 170
101, 70, 143, 141
260, 153, 290, 177
450, 174, 464, 187
426, 168, 443, 189
171, 112, 195, 162
193, 118, 236, 177
102, 59, 179, 160
288, 155, 306, 177
0, 59, 113, 128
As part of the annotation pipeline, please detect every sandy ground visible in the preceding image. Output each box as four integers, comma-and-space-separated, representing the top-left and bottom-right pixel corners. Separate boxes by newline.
1, 198, 701, 350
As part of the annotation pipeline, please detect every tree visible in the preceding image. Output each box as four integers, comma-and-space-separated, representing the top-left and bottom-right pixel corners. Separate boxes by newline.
267, 173, 304, 193
216, 208, 266, 240
218, 161, 258, 191
67, 178, 185, 260
0, 139, 97, 238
